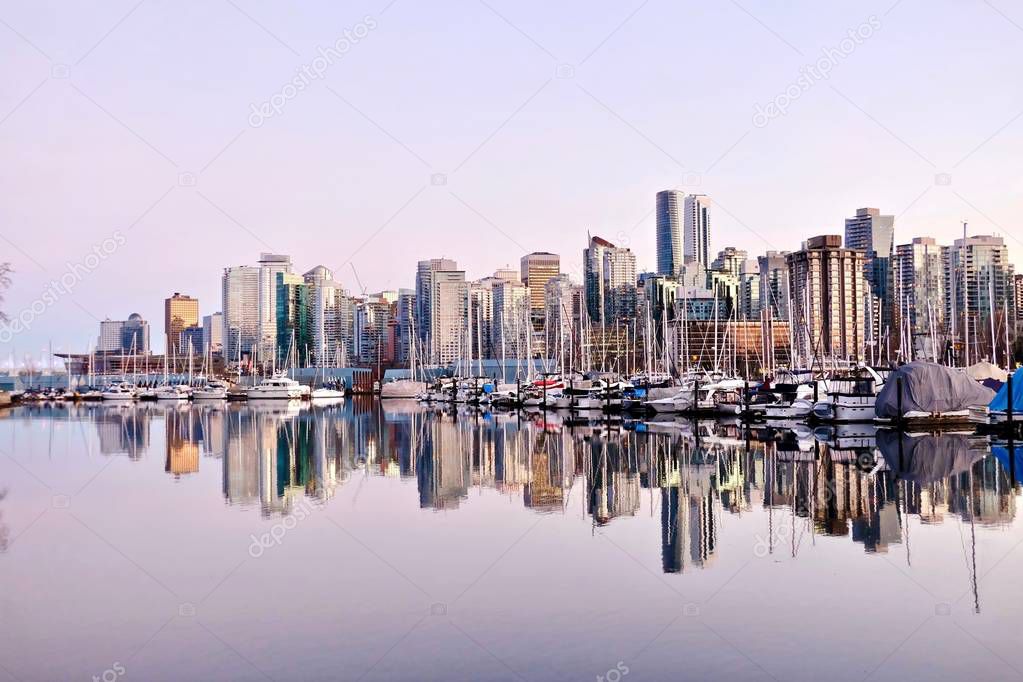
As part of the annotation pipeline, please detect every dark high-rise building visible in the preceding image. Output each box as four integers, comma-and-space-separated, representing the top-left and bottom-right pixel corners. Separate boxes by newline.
655, 190, 683, 276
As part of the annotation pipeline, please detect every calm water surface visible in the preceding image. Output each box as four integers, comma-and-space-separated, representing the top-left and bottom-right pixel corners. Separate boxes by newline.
1, 400, 1022, 681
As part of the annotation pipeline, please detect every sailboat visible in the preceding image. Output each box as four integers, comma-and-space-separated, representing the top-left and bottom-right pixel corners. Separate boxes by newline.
381, 310, 427, 399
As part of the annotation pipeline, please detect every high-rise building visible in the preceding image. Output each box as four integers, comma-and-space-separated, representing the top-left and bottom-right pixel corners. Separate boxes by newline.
164, 293, 199, 356
257, 253, 292, 363
786, 235, 867, 364
684, 194, 712, 269
739, 259, 760, 321
178, 325, 203, 356
202, 313, 223, 355
893, 237, 946, 337
656, 190, 684, 276
946, 234, 1015, 363
520, 252, 560, 321
1015, 274, 1023, 324
603, 245, 638, 325
757, 251, 790, 321
416, 258, 458, 352
355, 296, 394, 366
545, 274, 584, 362
304, 265, 354, 367
416, 260, 468, 365
276, 271, 310, 367
97, 314, 150, 354
711, 247, 747, 277
583, 236, 614, 325
222, 265, 259, 363
394, 289, 416, 365
844, 208, 895, 347
491, 277, 530, 359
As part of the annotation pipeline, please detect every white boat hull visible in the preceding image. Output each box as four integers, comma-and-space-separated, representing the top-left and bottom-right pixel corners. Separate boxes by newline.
380, 380, 427, 399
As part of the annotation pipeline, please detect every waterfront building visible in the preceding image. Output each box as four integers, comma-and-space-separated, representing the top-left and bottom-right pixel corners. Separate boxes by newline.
164, 292, 199, 357
178, 325, 203, 357
684, 194, 712, 269
416, 258, 458, 358
257, 253, 292, 364
1015, 274, 1023, 325
202, 313, 223, 355
276, 271, 310, 367
786, 235, 867, 364
583, 235, 613, 325
757, 251, 790, 321
711, 247, 746, 278
421, 265, 468, 365
355, 296, 395, 366
739, 259, 760, 321
603, 244, 638, 325
893, 237, 947, 340
545, 274, 584, 360
844, 208, 895, 351
304, 266, 355, 367
97, 314, 151, 354
655, 189, 684, 276
520, 252, 560, 322
946, 234, 1015, 365
394, 289, 416, 365
222, 265, 259, 363
492, 277, 531, 361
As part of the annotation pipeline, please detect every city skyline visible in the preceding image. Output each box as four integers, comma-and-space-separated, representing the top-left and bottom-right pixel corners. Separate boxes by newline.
1, 2, 1022, 361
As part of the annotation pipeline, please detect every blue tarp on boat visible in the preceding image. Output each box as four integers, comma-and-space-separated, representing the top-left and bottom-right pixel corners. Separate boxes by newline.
992, 445, 1023, 482
988, 367, 1023, 412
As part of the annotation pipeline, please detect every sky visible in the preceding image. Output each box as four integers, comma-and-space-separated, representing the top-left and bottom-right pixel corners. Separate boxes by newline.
1, 0, 1022, 364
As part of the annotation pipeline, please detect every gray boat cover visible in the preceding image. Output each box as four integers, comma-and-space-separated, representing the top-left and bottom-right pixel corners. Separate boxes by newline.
876, 430, 987, 484
874, 361, 995, 418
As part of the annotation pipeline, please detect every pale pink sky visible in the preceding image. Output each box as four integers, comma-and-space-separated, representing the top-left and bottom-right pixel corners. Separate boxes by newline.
1, 0, 1021, 362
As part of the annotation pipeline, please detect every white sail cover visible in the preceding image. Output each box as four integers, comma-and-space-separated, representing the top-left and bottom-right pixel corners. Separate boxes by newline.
874, 361, 995, 418
965, 361, 1008, 383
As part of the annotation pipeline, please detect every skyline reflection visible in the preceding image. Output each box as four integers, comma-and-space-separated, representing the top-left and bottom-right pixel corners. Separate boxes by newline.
6, 401, 1018, 576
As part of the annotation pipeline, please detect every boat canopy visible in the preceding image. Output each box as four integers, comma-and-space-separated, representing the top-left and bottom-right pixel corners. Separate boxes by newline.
966, 361, 1008, 383
874, 361, 995, 418
877, 431, 987, 484
987, 366, 1023, 412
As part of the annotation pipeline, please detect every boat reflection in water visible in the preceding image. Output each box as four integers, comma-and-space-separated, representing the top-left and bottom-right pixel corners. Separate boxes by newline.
12, 400, 1020, 573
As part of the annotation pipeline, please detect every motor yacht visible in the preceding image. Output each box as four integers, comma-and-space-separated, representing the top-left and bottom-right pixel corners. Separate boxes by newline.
247, 374, 305, 400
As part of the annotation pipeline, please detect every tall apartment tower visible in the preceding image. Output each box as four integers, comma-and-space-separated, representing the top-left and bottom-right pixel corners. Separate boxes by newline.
683, 194, 712, 270
164, 293, 199, 356
655, 190, 684, 276
603, 246, 638, 325
222, 265, 260, 362
202, 313, 223, 355
257, 253, 292, 364
583, 236, 614, 325
520, 252, 560, 321
946, 234, 1015, 362
786, 235, 867, 364
757, 251, 790, 321
844, 208, 895, 346
584, 235, 637, 326
893, 237, 946, 337
416, 258, 458, 352
415, 259, 468, 365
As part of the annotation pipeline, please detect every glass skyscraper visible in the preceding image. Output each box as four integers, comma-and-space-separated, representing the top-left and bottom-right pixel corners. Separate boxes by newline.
655, 190, 683, 276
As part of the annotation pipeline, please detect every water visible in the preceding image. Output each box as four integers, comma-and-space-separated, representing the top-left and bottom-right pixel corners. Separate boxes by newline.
1, 401, 1022, 682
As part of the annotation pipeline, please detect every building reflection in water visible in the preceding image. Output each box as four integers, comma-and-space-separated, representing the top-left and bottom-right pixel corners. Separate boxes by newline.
47, 402, 1022, 575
